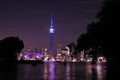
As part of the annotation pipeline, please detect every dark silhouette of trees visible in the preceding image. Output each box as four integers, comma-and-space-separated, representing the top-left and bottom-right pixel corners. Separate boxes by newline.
0, 36, 24, 61
96, 0, 120, 79
76, 0, 120, 79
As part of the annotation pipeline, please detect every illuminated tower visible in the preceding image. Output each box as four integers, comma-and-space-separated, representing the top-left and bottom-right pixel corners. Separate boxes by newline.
49, 15, 54, 58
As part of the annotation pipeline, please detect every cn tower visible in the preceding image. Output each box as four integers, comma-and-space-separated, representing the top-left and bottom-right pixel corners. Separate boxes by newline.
49, 15, 54, 58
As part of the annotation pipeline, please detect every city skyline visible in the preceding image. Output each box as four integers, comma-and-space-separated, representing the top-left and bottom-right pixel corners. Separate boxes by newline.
0, 0, 102, 51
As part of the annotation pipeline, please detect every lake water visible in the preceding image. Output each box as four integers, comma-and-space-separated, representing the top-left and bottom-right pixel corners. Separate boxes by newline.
0, 62, 107, 80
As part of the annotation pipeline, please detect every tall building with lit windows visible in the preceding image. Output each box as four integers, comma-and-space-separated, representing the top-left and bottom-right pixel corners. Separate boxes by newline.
49, 15, 54, 58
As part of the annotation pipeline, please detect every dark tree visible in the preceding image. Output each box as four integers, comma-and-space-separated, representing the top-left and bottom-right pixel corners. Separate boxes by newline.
95, 0, 120, 79
0, 36, 24, 61
76, 0, 120, 79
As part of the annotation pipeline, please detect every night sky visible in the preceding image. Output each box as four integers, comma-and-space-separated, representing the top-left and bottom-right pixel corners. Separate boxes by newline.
0, 0, 102, 51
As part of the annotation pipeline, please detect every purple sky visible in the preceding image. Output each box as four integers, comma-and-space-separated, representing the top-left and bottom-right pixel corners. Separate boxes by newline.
0, 0, 102, 51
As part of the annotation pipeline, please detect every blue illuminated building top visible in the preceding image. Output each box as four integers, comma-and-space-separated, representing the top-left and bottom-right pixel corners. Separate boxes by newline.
50, 28, 54, 33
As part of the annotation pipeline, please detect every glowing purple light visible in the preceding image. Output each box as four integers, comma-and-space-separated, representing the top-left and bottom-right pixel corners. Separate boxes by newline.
24, 52, 43, 59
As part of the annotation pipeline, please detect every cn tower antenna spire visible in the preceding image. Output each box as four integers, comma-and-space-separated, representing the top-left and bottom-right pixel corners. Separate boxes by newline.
50, 13, 53, 28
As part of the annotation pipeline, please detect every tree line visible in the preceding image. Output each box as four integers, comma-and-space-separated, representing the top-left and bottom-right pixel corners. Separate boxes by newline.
68, 0, 119, 79
0, 36, 24, 61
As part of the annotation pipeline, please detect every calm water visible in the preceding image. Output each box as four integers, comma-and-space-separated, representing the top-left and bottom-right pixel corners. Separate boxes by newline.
0, 62, 107, 80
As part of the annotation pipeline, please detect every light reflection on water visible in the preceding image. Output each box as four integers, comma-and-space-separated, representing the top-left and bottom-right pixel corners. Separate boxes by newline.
85, 63, 107, 80
0, 62, 107, 80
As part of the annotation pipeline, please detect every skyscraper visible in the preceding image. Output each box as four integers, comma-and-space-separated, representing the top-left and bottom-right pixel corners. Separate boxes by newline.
49, 15, 54, 58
